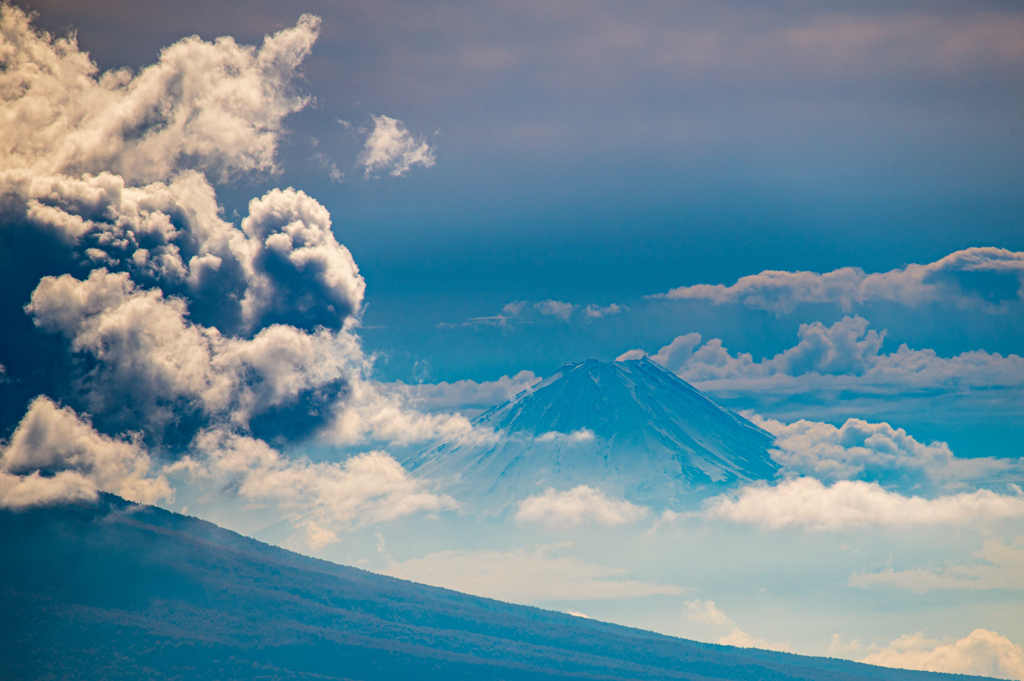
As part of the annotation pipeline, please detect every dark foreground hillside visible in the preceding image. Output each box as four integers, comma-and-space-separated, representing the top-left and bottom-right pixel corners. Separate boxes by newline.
0, 496, 990, 681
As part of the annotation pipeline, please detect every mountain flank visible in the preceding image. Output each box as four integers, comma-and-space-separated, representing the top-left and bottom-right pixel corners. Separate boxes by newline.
0, 495, 993, 681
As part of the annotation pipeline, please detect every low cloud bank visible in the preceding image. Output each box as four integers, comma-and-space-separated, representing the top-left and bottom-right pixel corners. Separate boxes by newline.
618, 316, 1024, 394
177, 431, 456, 549
862, 629, 1024, 681
383, 543, 685, 604
717, 628, 792, 653
701, 478, 1024, 531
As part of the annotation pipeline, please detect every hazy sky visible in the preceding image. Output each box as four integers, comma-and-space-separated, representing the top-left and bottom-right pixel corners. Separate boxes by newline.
2, 1, 1024, 677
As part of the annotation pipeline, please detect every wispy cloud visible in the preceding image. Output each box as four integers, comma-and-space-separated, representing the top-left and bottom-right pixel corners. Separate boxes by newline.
383, 543, 685, 604
851, 536, 1024, 592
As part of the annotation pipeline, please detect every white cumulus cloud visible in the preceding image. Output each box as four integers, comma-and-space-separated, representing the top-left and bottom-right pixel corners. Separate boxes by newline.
515, 485, 648, 528
701, 478, 1024, 531
750, 413, 1024, 487
534, 299, 576, 320
583, 303, 625, 319
861, 629, 1024, 680
358, 115, 436, 177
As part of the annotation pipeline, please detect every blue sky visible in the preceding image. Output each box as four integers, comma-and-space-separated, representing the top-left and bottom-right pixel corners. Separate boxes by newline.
2, 1, 1024, 677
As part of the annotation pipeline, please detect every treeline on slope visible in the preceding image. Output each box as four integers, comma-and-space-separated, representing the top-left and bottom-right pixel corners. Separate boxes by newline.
0, 496, 993, 681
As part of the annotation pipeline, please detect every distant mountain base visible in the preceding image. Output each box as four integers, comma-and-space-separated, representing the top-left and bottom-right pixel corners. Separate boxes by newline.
406, 359, 780, 513
0, 496, 992, 681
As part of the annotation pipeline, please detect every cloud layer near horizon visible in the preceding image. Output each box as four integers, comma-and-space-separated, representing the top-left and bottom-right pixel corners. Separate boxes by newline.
618, 315, 1024, 393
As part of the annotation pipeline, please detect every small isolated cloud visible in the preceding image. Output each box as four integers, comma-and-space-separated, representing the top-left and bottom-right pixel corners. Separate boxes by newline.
851, 536, 1024, 592
583, 303, 625, 319
717, 628, 792, 653
861, 629, 1024, 680
535, 428, 595, 444
383, 543, 685, 604
358, 115, 436, 177
654, 247, 1024, 314
502, 300, 529, 317
515, 485, 648, 528
534, 299, 576, 321
684, 599, 733, 626
701, 478, 1024, 531
0, 396, 172, 509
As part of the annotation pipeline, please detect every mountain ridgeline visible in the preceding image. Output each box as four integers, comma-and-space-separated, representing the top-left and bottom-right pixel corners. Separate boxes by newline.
405, 358, 778, 510
0, 496, 995, 681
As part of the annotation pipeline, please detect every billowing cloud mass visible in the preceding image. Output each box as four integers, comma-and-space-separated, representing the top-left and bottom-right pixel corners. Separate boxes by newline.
656, 248, 1024, 313
619, 315, 1024, 393
515, 485, 648, 528
701, 478, 1024, 531
0, 7, 464, 538
0, 396, 171, 509
861, 629, 1024, 681
358, 115, 436, 177
851, 536, 1024, 593
749, 413, 1024, 487
383, 543, 685, 604
0, 6, 319, 185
